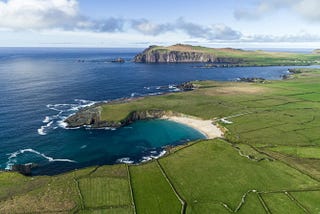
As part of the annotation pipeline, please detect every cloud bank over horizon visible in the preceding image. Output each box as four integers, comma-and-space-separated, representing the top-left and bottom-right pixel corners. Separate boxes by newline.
234, 0, 320, 22
0, 0, 320, 47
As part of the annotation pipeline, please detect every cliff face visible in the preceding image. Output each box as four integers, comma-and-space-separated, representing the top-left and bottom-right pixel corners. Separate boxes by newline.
65, 82, 196, 129
134, 45, 243, 63
65, 107, 167, 129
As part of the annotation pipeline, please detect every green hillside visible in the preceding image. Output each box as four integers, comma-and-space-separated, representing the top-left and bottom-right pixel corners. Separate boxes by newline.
1, 68, 320, 213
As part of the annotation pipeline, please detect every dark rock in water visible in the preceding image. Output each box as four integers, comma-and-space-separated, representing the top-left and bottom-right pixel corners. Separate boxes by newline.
237, 77, 266, 83
11, 163, 37, 176
281, 74, 290, 80
177, 82, 195, 91
111, 58, 125, 63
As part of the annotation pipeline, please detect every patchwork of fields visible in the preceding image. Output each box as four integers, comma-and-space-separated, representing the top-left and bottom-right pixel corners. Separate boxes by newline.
1, 69, 320, 213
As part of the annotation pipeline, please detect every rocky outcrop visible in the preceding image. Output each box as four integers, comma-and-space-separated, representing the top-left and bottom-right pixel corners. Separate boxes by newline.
177, 82, 195, 91
65, 106, 168, 129
65, 105, 102, 128
111, 58, 125, 63
236, 77, 266, 83
11, 163, 37, 176
122, 110, 167, 124
65, 80, 197, 128
134, 45, 244, 63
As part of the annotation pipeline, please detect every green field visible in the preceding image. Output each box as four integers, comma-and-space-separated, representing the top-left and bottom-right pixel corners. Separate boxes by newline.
129, 161, 182, 214
1, 68, 320, 213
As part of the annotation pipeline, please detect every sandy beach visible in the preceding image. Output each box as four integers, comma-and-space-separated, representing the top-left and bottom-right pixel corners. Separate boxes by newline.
161, 115, 223, 139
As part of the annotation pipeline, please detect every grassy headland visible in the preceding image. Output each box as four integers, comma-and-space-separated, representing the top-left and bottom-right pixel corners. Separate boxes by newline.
133, 44, 320, 66
1, 68, 320, 213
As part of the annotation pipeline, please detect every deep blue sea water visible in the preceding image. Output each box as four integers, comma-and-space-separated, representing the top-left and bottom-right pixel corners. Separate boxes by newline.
0, 48, 315, 175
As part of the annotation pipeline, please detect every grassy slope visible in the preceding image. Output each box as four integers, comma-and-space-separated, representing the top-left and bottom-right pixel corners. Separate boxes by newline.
1, 69, 320, 213
129, 161, 181, 214
148, 44, 320, 66
261, 193, 305, 214
291, 191, 320, 213
160, 140, 318, 213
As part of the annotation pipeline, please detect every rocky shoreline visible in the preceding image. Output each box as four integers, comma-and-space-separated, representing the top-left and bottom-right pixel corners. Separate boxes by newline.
65, 82, 196, 129
65, 108, 169, 129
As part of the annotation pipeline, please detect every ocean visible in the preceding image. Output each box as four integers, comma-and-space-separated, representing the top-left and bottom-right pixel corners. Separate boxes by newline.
0, 47, 311, 175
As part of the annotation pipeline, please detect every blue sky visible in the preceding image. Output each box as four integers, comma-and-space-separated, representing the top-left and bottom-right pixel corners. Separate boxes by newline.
0, 0, 320, 48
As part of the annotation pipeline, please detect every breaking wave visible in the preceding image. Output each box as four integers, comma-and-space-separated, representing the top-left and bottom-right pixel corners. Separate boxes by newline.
6, 148, 76, 170
37, 99, 97, 135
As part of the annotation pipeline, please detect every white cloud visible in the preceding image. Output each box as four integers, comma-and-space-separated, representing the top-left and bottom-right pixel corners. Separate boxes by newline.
234, 0, 320, 22
131, 19, 173, 35
131, 18, 242, 41
0, 0, 85, 30
294, 0, 320, 21
242, 32, 320, 43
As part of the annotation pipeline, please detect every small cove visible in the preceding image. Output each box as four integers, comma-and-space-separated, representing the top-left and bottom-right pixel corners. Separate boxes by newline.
7, 119, 206, 175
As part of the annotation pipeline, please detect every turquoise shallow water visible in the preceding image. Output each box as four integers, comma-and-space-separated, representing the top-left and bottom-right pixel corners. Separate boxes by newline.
17, 119, 205, 175
1, 48, 314, 175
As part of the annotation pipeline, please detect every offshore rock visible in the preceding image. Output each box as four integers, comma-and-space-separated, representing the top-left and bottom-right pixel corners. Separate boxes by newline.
111, 58, 125, 63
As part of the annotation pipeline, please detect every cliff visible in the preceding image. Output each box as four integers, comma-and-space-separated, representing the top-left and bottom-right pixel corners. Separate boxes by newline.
65, 82, 196, 128
134, 44, 320, 66
134, 44, 244, 63
65, 107, 167, 128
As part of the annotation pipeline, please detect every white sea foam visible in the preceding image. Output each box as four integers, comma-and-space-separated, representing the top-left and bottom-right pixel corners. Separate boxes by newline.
116, 157, 134, 164
80, 145, 87, 149
43, 99, 98, 133
151, 150, 166, 159
141, 150, 167, 163
5, 148, 76, 170
37, 126, 47, 135
148, 92, 163, 96
141, 156, 152, 163
57, 118, 68, 128
42, 116, 50, 123
37, 120, 54, 135
170, 88, 181, 92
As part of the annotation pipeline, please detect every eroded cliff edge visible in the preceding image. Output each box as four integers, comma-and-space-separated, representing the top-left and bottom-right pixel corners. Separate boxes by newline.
65, 106, 168, 129
133, 44, 320, 66
65, 82, 196, 128
134, 44, 244, 63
